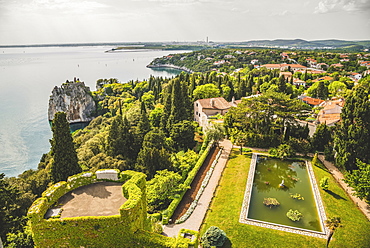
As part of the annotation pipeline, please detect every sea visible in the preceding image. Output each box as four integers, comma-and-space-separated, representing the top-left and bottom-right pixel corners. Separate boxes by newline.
0, 46, 188, 177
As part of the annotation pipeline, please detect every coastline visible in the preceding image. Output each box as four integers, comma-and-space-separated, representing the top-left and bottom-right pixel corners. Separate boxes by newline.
146, 63, 194, 73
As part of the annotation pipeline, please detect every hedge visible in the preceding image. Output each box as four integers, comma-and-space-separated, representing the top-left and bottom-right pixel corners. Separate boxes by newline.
41, 181, 68, 204
67, 171, 96, 190
162, 141, 214, 224
28, 170, 195, 248
178, 228, 199, 247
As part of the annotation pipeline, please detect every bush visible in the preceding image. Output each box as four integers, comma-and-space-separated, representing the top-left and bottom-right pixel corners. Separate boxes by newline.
269, 144, 295, 159
320, 177, 329, 191
201, 226, 227, 248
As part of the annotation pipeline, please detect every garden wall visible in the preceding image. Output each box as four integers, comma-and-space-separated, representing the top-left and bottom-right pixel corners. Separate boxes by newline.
28, 170, 196, 248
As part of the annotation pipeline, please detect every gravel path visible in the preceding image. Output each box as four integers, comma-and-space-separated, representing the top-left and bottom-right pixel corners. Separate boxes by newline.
318, 155, 370, 221
163, 139, 233, 238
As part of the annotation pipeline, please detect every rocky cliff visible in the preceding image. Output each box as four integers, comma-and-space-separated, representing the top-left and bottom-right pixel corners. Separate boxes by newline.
48, 80, 96, 124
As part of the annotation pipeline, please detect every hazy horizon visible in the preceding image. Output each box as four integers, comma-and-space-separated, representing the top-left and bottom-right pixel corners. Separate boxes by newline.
1, 0, 369, 46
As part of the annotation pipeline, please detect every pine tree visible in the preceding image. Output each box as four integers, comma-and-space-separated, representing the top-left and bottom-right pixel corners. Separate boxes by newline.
50, 112, 81, 183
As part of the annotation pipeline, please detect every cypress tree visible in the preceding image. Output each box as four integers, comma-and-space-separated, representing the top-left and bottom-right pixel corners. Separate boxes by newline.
160, 82, 172, 134
334, 85, 370, 170
107, 115, 135, 160
50, 112, 81, 183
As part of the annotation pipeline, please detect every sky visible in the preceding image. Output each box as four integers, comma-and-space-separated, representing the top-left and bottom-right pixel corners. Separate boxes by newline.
0, 0, 369, 45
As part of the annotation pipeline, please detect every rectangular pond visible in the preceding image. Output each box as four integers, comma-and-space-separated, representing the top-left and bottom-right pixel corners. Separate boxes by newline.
240, 154, 328, 238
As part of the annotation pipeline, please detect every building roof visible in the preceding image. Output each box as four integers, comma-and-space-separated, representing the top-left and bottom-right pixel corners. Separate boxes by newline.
300, 96, 324, 106
317, 99, 345, 125
281, 63, 307, 68
312, 76, 334, 82
196, 97, 231, 110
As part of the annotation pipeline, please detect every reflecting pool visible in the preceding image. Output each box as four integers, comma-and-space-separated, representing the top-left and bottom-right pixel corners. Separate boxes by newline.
246, 155, 324, 233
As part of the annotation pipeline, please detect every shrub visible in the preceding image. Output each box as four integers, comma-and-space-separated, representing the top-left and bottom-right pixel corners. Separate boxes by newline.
320, 177, 329, 191
201, 226, 227, 248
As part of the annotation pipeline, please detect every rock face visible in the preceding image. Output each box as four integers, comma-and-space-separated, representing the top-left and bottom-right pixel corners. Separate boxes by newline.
48, 81, 96, 124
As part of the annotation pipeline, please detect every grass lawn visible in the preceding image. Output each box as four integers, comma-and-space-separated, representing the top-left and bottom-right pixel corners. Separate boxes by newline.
200, 150, 370, 248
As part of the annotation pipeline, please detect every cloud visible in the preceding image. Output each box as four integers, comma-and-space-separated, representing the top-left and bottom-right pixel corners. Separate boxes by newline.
314, 0, 370, 14
271, 10, 290, 16
19, 0, 108, 14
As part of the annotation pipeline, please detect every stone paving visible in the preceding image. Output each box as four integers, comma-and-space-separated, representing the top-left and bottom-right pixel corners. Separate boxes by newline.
162, 139, 233, 238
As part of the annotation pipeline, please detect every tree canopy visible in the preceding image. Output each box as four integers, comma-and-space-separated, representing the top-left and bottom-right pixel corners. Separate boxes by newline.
50, 112, 81, 183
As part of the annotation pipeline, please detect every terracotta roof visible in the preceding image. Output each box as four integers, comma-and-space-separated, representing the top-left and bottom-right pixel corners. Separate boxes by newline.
281, 63, 306, 68
301, 96, 324, 106
317, 113, 341, 126
312, 76, 333, 82
197, 97, 231, 110
262, 64, 281, 68
330, 63, 343, 67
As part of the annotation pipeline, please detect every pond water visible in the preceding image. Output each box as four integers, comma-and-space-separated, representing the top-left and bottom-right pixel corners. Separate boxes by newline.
247, 156, 323, 232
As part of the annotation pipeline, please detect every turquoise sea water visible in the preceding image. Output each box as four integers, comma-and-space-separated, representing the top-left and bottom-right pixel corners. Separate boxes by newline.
0, 46, 186, 177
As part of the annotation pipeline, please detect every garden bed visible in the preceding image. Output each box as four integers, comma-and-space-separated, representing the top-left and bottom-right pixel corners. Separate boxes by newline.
170, 145, 219, 223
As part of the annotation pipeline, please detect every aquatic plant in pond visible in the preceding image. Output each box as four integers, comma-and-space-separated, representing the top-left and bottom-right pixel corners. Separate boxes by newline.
263, 198, 280, 208
287, 209, 303, 222
290, 193, 304, 200
247, 156, 323, 232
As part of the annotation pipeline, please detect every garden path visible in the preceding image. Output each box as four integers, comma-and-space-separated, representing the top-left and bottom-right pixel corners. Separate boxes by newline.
318, 155, 370, 221
162, 139, 233, 238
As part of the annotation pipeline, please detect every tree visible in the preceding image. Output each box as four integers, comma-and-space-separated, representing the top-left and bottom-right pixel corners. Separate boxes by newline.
205, 124, 225, 145
325, 217, 342, 247
201, 226, 227, 248
50, 112, 81, 183
146, 170, 183, 212
107, 115, 136, 161
270, 144, 295, 159
317, 81, 329, 99
192, 83, 221, 100
334, 85, 370, 170
136, 129, 172, 179
170, 120, 196, 151
0, 174, 25, 243
311, 123, 332, 152
328, 81, 347, 97
344, 159, 370, 203
136, 101, 151, 141
224, 92, 308, 147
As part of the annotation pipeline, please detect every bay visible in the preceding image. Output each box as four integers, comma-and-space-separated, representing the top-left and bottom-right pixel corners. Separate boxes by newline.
0, 46, 187, 177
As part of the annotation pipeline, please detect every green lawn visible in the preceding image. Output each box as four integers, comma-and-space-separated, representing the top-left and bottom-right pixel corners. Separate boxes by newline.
200, 150, 370, 248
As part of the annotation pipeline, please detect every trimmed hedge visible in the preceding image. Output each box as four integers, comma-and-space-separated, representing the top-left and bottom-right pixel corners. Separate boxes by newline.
178, 228, 199, 247
41, 181, 68, 204
162, 141, 214, 224
67, 171, 96, 190
28, 170, 195, 248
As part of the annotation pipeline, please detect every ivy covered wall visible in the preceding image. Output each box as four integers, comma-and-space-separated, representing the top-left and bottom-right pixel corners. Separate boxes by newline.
28, 170, 195, 248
